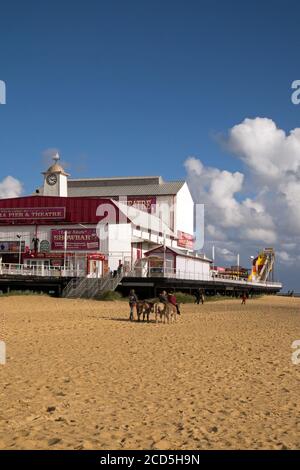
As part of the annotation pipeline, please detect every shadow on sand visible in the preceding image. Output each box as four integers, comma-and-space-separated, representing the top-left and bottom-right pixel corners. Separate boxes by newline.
102, 316, 157, 324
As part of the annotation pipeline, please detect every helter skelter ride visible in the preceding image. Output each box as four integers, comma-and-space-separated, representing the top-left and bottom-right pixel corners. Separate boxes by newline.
248, 248, 275, 282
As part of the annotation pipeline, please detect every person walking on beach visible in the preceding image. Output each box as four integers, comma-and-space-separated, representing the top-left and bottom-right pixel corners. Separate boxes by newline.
117, 262, 123, 276
195, 289, 204, 305
194, 289, 201, 304
129, 289, 138, 321
168, 290, 181, 315
241, 293, 247, 305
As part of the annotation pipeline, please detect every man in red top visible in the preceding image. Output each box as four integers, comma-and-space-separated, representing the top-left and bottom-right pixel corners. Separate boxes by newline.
241, 293, 247, 305
168, 291, 181, 315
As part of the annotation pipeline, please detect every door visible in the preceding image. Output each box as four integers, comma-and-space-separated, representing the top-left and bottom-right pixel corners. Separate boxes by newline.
88, 259, 103, 278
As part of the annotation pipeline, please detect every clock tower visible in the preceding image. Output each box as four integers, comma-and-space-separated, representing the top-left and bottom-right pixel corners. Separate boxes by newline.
43, 153, 69, 197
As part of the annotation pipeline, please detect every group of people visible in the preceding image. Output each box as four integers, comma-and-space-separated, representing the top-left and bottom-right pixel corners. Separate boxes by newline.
128, 289, 181, 321
128, 288, 250, 320
158, 290, 181, 315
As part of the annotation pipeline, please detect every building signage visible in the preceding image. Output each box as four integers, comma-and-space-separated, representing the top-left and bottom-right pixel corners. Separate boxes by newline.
127, 197, 156, 213
24, 253, 72, 259
51, 229, 99, 251
177, 231, 194, 249
87, 254, 106, 261
40, 240, 51, 253
0, 207, 66, 221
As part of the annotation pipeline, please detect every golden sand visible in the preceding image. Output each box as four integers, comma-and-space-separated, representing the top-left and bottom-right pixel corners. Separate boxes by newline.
1, 295, 300, 450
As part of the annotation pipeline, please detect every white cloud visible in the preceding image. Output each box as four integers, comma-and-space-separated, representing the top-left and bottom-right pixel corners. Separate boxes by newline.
185, 117, 300, 284
277, 251, 292, 263
0, 176, 23, 198
185, 157, 246, 228
242, 198, 264, 214
228, 117, 300, 183
206, 224, 227, 241
218, 247, 237, 263
241, 228, 277, 244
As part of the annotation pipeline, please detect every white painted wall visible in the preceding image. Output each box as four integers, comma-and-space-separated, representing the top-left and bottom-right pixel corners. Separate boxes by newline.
154, 195, 175, 231
58, 174, 68, 197
107, 224, 132, 271
43, 173, 68, 197
176, 255, 210, 280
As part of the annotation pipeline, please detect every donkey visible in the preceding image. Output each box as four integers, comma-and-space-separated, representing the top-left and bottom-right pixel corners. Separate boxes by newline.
137, 301, 155, 322
136, 301, 145, 322
155, 302, 180, 324
142, 301, 155, 323
155, 302, 169, 323
165, 303, 178, 324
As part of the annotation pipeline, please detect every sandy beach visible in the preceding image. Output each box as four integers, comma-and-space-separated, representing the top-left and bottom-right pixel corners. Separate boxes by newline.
1, 295, 300, 450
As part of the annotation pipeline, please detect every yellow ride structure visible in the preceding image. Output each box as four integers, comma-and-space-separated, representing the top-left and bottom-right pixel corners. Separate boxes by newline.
248, 248, 275, 282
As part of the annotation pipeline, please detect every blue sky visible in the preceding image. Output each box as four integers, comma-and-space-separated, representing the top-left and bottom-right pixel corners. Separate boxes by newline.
1, 0, 300, 288
0, 0, 299, 189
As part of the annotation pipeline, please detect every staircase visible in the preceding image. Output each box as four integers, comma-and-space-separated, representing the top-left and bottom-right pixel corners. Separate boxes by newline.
62, 272, 123, 299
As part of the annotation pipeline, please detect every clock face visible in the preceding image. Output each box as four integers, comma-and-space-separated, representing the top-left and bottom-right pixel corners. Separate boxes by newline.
47, 173, 58, 186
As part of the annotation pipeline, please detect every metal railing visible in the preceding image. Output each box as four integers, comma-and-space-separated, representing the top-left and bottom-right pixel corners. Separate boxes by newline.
0, 262, 282, 290
131, 267, 282, 288
0, 263, 85, 278
62, 272, 124, 299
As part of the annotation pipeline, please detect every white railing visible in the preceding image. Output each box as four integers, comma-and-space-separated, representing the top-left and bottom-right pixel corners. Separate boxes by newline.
134, 267, 282, 288
62, 272, 124, 298
0, 263, 86, 278
0, 262, 282, 289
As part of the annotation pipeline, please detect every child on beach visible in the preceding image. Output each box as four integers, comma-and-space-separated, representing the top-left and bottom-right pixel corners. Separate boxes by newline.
129, 289, 138, 321
241, 293, 247, 305
159, 290, 168, 304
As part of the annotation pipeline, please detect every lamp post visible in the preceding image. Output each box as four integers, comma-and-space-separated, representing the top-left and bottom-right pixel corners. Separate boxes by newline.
16, 234, 22, 266
78, 223, 93, 277
250, 255, 254, 280
212, 245, 215, 280
64, 230, 68, 274
163, 231, 166, 277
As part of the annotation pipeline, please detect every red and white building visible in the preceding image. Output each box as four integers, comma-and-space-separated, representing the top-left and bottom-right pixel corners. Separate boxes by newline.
0, 154, 212, 278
